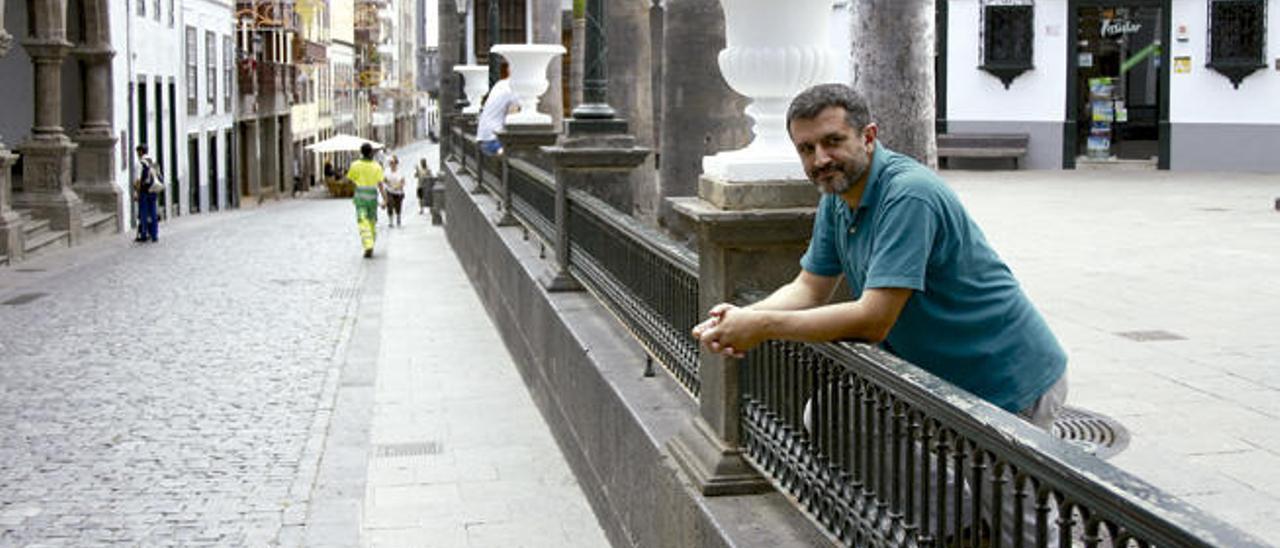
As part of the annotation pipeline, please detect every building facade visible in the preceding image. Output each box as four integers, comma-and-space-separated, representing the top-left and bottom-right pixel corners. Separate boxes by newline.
184, 0, 239, 213
234, 0, 297, 202
937, 0, 1279, 171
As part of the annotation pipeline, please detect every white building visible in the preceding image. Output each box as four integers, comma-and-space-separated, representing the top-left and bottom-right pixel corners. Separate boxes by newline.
120, 0, 186, 221
939, 0, 1279, 171
182, 0, 238, 212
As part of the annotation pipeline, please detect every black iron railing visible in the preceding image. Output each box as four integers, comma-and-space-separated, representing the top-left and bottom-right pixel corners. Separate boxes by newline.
565, 187, 701, 396
478, 152, 502, 194
506, 159, 556, 246
443, 130, 1260, 548
742, 339, 1262, 547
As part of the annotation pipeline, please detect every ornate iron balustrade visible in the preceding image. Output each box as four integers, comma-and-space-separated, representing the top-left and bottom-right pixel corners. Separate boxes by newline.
452, 125, 478, 177
565, 187, 701, 397
741, 339, 1263, 547
478, 152, 503, 194
506, 159, 556, 246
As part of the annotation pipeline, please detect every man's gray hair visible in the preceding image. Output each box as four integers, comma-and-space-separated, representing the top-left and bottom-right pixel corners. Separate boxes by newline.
786, 83, 872, 133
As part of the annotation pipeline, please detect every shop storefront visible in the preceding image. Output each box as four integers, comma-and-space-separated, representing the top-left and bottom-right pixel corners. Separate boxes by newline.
940, 0, 1279, 171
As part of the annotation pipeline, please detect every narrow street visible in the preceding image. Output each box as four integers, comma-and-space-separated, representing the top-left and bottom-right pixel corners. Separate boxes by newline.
0, 142, 607, 547
0, 182, 367, 544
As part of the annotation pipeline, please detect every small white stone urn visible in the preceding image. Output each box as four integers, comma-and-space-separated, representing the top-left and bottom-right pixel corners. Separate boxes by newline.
453, 65, 490, 115
489, 44, 566, 126
703, 0, 838, 182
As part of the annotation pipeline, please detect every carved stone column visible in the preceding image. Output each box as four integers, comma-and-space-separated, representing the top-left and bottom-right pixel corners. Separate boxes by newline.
0, 1, 11, 58
0, 0, 20, 259
17, 38, 83, 243
73, 45, 121, 213
0, 148, 21, 262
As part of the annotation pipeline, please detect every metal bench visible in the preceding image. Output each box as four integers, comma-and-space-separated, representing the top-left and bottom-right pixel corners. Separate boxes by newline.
937, 132, 1029, 169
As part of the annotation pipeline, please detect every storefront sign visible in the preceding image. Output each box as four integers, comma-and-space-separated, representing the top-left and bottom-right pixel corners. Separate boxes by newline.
1101, 19, 1142, 38
1174, 56, 1192, 74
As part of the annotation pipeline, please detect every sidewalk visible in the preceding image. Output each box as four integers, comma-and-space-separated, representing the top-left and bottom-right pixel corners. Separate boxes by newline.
351, 143, 609, 547
945, 168, 1280, 543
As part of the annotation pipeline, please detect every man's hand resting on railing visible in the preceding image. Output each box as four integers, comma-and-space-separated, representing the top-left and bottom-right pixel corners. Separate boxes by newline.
691, 303, 756, 358
691, 274, 912, 359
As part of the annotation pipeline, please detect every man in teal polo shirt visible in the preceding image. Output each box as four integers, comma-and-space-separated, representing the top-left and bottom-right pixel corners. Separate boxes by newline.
692, 83, 1067, 427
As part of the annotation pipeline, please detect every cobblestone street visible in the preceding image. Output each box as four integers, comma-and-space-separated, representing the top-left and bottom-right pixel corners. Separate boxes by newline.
0, 197, 367, 546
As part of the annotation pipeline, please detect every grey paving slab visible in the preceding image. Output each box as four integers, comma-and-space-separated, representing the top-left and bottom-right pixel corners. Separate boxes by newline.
946, 168, 1280, 544
357, 143, 610, 548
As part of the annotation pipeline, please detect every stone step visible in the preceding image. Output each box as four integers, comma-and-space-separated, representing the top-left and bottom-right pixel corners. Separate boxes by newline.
81, 208, 117, 236
22, 216, 50, 236
23, 226, 69, 258
0, 254, 7, 267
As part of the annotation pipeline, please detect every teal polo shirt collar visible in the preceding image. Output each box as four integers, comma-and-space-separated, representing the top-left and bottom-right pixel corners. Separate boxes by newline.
835, 141, 888, 234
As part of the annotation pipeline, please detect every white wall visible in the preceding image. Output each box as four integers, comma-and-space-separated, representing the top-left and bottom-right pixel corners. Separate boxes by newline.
1169, 0, 1280, 124
183, 0, 236, 212
426, 0, 440, 47
946, 0, 1068, 122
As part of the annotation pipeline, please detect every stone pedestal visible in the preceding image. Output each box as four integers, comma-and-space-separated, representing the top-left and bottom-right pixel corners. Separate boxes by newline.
73, 130, 121, 212
17, 138, 83, 244
0, 147, 22, 261
495, 124, 558, 226
537, 119, 650, 292
664, 176, 820, 496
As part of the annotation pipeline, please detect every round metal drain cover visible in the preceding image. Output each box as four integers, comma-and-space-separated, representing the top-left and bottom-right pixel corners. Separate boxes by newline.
1052, 406, 1130, 460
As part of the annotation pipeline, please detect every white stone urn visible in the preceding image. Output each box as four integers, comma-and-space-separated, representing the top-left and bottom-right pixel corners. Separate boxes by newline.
703, 0, 838, 181
490, 44, 566, 126
453, 65, 490, 114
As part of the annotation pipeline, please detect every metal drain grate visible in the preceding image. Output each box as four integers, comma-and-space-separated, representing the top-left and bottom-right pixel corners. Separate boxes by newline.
14, 268, 46, 273
331, 287, 360, 300
2, 293, 47, 306
1052, 406, 1130, 460
1116, 329, 1186, 342
374, 441, 442, 458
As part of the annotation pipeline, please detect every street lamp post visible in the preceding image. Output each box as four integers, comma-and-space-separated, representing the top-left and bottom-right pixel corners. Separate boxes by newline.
572, 0, 616, 120
455, 0, 469, 112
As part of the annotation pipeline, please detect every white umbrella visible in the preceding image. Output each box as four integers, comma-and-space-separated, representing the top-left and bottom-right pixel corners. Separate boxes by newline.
305, 134, 385, 153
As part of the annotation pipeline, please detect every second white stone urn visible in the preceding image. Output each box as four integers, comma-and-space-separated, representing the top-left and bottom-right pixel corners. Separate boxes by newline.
490, 44, 566, 126
453, 65, 490, 115
703, 0, 838, 182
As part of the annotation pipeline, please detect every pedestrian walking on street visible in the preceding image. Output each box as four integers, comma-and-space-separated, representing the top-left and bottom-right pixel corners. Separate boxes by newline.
345, 143, 384, 258
383, 155, 406, 227
691, 83, 1068, 546
132, 144, 162, 243
415, 158, 435, 215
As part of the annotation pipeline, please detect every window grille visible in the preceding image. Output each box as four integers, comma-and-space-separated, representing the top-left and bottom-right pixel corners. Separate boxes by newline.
1207, 0, 1267, 88
980, 0, 1035, 89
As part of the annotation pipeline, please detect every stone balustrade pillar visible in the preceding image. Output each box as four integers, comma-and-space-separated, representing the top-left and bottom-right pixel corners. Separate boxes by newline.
17, 37, 83, 243
665, 176, 820, 496
496, 125, 557, 226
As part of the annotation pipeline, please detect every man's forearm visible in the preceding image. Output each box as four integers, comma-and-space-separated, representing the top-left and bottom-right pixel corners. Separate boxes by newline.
747, 275, 835, 312
756, 301, 890, 345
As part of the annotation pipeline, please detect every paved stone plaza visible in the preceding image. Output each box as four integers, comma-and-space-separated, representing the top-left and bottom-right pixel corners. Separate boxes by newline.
0, 143, 1277, 546
948, 168, 1280, 544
